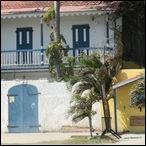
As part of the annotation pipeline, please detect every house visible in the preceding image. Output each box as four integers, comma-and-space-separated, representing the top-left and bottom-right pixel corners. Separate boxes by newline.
108, 69, 145, 133
1, 1, 121, 133
1, 1, 122, 72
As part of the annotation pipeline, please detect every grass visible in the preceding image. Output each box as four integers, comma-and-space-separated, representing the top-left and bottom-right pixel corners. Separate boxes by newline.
34, 135, 117, 145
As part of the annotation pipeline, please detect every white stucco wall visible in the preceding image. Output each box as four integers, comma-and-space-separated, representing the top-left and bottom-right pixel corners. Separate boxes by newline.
1, 79, 102, 133
60, 15, 108, 49
1, 17, 50, 50
1, 14, 118, 52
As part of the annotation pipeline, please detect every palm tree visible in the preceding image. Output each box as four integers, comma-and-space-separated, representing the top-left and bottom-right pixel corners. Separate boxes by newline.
43, 1, 61, 80
53, 1, 61, 79
44, 1, 72, 81
68, 52, 121, 138
53, 1, 61, 80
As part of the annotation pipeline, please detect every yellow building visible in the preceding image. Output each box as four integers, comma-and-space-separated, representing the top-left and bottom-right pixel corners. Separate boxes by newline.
108, 69, 145, 133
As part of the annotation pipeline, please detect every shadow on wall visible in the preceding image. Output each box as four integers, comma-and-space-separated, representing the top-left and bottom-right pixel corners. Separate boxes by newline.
115, 70, 128, 82
116, 84, 133, 132
116, 83, 145, 133
117, 101, 130, 132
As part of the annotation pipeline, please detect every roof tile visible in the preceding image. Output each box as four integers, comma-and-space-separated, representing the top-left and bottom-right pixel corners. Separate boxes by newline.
1, 1, 121, 14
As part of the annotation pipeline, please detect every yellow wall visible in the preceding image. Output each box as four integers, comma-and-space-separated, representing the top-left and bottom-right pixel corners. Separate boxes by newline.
102, 69, 145, 133
111, 83, 145, 132
115, 69, 145, 82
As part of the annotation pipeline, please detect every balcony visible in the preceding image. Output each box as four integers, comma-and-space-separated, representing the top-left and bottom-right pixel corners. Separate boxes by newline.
1, 47, 103, 72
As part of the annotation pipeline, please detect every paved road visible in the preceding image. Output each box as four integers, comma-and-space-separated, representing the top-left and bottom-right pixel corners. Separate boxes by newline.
1, 132, 145, 145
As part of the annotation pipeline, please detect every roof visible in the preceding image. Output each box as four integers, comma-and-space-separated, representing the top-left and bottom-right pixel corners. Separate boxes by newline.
1, 1, 121, 15
113, 76, 141, 89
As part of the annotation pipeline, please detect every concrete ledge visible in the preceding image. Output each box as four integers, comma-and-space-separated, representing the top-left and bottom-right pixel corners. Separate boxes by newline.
61, 125, 99, 132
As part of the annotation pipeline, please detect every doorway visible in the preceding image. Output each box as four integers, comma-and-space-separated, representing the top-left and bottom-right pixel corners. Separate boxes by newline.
8, 84, 39, 133
16, 27, 33, 64
72, 24, 90, 57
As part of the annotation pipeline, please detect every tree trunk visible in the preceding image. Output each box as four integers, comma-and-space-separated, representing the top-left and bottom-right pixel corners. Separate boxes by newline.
101, 83, 111, 129
54, 1, 60, 42
88, 116, 93, 137
54, 1, 61, 79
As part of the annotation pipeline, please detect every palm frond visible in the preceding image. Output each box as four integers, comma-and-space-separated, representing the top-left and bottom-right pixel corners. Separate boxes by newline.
129, 73, 145, 107
72, 112, 88, 123
78, 53, 103, 69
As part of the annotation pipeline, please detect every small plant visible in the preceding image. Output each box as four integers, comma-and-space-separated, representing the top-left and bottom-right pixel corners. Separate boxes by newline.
43, 6, 55, 26
68, 88, 97, 137
130, 73, 145, 108
44, 6, 77, 81
45, 28, 70, 79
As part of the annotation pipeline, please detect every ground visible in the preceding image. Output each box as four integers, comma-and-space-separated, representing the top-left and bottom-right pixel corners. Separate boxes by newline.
1, 132, 145, 145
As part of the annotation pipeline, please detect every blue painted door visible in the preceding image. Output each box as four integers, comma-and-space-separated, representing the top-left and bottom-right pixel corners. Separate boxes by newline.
8, 84, 39, 133
16, 27, 33, 64
72, 25, 90, 56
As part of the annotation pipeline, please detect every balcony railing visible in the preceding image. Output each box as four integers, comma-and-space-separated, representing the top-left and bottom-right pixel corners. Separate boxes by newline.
1, 47, 104, 71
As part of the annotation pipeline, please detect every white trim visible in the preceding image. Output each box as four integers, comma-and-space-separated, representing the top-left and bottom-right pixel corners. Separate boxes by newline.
1, 13, 42, 19
61, 11, 113, 16
113, 76, 141, 89
1, 14, 41, 19
1, 11, 113, 19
